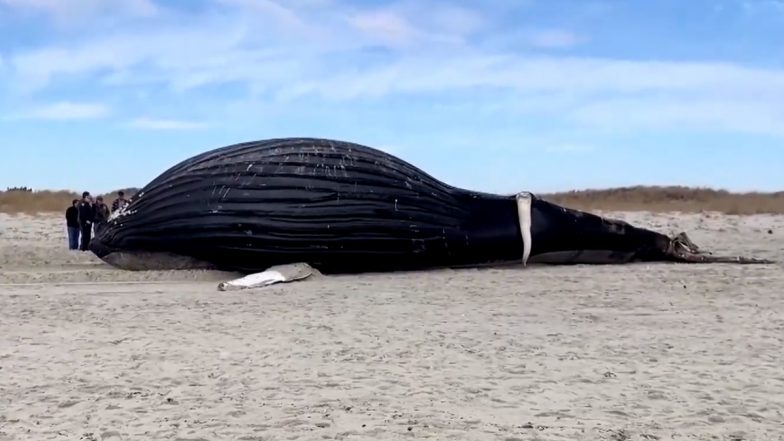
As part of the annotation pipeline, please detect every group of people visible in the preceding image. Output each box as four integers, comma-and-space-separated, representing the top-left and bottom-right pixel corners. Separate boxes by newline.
65, 191, 130, 251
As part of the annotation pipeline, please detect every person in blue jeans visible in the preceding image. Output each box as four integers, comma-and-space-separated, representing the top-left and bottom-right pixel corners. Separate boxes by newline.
65, 199, 80, 250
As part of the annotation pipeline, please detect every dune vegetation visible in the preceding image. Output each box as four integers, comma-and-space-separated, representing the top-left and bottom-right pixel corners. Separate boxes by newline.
1, 185, 782, 215
540, 186, 784, 215
0, 187, 140, 214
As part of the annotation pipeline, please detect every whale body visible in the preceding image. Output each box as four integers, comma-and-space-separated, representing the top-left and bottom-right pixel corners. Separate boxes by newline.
89, 137, 771, 274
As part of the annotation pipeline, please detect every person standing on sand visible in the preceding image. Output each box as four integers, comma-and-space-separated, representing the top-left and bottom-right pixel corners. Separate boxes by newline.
93, 196, 110, 234
65, 199, 80, 250
77, 191, 95, 251
112, 191, 129, 213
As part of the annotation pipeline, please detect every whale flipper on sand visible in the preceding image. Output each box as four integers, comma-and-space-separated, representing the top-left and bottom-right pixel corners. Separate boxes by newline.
217, 262, 320, 291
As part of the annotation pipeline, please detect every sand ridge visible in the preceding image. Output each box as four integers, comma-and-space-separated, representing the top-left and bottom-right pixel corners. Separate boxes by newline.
0, 212, 783, 440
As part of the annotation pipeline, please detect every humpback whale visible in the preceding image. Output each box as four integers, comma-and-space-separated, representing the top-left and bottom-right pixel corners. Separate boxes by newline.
89, 138, 771, 288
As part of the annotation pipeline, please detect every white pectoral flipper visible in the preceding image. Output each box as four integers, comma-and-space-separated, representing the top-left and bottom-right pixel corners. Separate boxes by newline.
217, 262, 318, 291
515, 192, 533, 267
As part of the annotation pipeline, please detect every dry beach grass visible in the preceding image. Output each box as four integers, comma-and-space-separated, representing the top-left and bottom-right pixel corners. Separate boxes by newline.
542, 187, 784, 216
0, 189, 138, 215
0, 209, 783, 440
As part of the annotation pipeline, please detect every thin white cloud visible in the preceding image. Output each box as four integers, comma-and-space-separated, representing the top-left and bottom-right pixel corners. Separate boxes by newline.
215, 0, 305, 29
742, 0, 784, 14
527, 29, 584, 49
348, 10, 421, 47
428, 4, 486, 35
128, 117, 209, 130
14, 23, 777, 105
345, 2, 485, 48
11, 101, 109, 120
271, 55, 784, 102
10, 20, 255, 92
569, 96, 784, 137
2, 0, 784, 139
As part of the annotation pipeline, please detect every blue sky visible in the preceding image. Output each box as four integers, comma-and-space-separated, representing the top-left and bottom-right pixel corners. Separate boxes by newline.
1, 0, 783, 194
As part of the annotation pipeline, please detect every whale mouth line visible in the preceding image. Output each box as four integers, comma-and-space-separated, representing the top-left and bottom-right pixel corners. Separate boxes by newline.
90, 239, 219, 271
88, 236, 114, 260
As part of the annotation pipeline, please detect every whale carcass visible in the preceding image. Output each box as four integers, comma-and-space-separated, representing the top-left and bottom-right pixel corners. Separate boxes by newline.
89, 138, 771, 288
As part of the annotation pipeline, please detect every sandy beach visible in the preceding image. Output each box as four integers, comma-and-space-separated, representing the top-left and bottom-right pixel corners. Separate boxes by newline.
1, 211, 782, 441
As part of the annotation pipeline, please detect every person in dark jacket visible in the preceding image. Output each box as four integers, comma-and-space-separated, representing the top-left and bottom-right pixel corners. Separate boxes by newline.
93, 196, 110, 234
112, 191, 129, 213
65, 199, 80, 250
77, 191, 95, 251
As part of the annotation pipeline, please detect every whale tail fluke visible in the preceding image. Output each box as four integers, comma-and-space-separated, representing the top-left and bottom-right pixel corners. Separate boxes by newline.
666, 232, 774, 264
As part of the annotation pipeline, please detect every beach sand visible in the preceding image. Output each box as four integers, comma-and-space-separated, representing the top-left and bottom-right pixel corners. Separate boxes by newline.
1, 212, 782, 440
